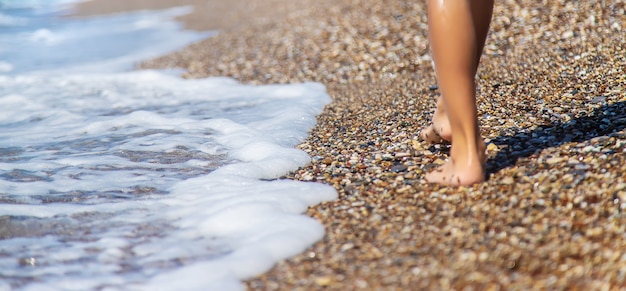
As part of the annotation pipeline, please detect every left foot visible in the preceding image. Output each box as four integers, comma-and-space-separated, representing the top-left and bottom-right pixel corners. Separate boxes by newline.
420, 97, 452, 144
419, 123, 451, 144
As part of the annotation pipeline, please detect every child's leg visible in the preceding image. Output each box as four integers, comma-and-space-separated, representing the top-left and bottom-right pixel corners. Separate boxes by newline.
420, 0, 494, 145
424, 0, 494, 186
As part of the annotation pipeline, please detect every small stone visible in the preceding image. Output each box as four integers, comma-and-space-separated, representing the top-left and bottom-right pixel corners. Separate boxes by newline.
412, 140, 423, 150
411, 267, 422, 275
582, 145, 596, 153
501, 176, 514, 185
390, 164, 408, 172
341, 243, 355, 251
591, 96, 607, 104
562, 30, 574, 38
314, 276, 333, 287
585, 227, 603, 238
355, 279, 368, 288
395, 152, 411, 158
574, 164, 590, 170
546, 157, 564, 164
487, 143, 498, 151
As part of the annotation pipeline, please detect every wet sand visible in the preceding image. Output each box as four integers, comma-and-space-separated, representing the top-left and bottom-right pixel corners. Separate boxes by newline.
75, 0, 626, 289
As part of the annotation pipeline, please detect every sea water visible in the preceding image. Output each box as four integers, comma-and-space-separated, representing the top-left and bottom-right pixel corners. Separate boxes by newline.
0, 1, 337, 290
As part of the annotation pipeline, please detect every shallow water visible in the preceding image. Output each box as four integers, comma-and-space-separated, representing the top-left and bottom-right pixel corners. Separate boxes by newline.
0, 1, 336, 290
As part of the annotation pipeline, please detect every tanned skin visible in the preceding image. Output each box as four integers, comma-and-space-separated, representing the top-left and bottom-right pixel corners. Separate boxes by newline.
422, 0, 494, 186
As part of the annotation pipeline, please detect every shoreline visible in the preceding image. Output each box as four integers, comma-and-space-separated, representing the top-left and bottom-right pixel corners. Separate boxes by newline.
71, 0, 322, 31
74, 0, 626, 289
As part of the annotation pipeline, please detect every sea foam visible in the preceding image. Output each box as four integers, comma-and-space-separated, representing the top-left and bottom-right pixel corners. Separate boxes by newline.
0, 1, 336, 289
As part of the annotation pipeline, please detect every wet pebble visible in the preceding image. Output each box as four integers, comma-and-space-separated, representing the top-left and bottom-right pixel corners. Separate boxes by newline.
390, 164, 408, 173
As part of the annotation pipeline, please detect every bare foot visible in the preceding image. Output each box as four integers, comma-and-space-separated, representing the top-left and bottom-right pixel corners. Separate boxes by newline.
425, 142, 486, 186
420, 98, 452, 144
420, 122, 451, 144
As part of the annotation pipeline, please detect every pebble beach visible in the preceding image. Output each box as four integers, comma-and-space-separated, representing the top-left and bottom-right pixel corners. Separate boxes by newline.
81, 0, 626, 289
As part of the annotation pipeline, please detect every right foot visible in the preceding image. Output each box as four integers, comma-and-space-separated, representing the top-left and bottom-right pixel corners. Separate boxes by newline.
424, 141, 487, 186
424, 157, 486, 186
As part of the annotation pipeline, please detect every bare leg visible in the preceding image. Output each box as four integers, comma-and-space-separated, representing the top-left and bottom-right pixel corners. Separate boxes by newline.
424, 0, 493, 186
420, 0, 493, 145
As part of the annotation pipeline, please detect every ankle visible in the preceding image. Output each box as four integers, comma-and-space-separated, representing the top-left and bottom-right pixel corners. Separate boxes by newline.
450, 138, 485, 164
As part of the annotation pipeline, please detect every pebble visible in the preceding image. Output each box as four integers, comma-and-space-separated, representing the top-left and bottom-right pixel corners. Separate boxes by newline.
501, 176, 514, 185
314, 276, 333, 287
390, 164, 407, 173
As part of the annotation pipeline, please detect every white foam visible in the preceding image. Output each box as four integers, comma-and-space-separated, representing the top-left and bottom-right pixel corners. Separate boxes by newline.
0, 12, 26, 26
0, 3, 336, 290
0, 72, 336, 290
0, 61, 12, 72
